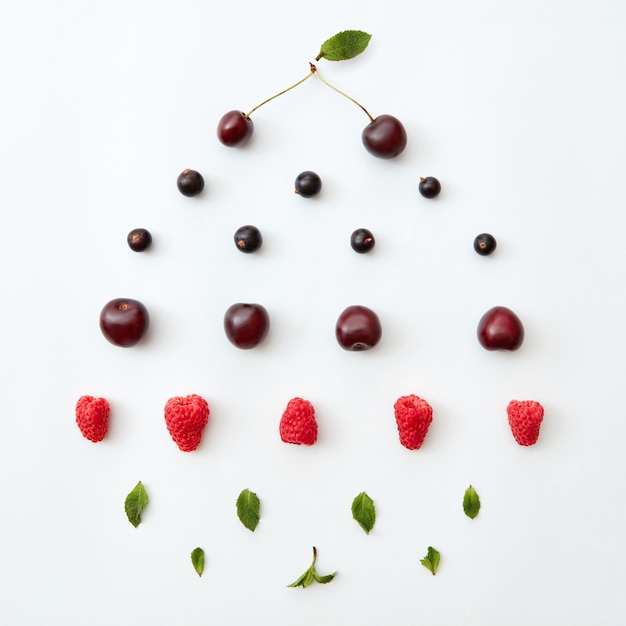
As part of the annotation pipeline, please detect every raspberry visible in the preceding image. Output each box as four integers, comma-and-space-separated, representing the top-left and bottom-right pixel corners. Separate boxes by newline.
507, 400, 544, 446
164, 394, 210, 452
280, 398, 318, 445
76, 395, 110, 442
393, 394, 433, 450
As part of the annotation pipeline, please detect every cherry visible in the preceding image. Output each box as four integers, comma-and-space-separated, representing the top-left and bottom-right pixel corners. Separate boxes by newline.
361, 115, 407, 159
177, 169, 204, 197
418, 176, 441, 199
224, 303, 269, 349
335, 305, 382, 351
234, 225, 263, 253
294, 171, 322, 198
350, 228, 375, 253
127, 228, 152, 252
99, 298, 149, 347
217, 110, 254, 147
474, 233, 497, 256
477, 306, 524, 351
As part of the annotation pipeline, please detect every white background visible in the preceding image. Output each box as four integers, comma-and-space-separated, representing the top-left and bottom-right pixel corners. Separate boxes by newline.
1, 1, 625, 624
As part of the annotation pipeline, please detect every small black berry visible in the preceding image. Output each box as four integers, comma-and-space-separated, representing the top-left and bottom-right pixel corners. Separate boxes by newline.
473, 233, 497, 256
418, 176, 441, 199
177, 168, 205, 197
127, 228, 152, 252
350, 228, 376, 254
234, 225, 263, 253
294, 171, 322, 198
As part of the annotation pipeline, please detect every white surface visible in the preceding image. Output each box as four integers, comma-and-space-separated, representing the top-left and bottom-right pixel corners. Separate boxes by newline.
1, 1, 626, 624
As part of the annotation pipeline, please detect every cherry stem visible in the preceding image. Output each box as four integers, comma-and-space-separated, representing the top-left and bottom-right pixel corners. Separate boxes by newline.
245, 69, 315, 118
310, 63, 374, 123
244, 63, 375, 123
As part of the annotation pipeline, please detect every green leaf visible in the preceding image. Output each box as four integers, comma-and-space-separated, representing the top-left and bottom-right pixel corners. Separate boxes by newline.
463, 485, 481, 519
351, 491, 376, 534
191, 547, 205, 576
316, 30, 372, 61
313, 571, 337, 584
420, 546, 441, 576
124, 481, 148, 528
236, 488, 260, 532
287, 547, 337, 588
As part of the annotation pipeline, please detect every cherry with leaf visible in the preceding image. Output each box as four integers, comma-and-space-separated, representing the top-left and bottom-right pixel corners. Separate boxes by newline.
216, 30, 407, 159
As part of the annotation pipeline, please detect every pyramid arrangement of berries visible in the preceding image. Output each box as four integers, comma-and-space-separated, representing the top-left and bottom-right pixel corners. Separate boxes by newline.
76, 29, 547, 586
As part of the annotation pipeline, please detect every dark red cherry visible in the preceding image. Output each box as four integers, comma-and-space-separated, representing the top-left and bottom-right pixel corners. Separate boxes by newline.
224, 303, 269, 349
335, 305, 382, 351
361, 115, 407, 159
477, 306, 524, 351
99, 298, 149, 347
217, 110, 254, 147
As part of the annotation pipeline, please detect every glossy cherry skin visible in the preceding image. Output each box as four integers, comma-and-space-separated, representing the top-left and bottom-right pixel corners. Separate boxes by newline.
361, 114, 407, 159
217, 110, 254, 147
335, 305, 382, 351
99, 298, 149, 347
477, 306, 524, 351
224, 303, 269, 349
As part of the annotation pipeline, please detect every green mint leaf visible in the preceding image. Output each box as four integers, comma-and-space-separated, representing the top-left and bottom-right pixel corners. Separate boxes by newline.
124, 481, 148, 528
313, 571, 337, 584
236, 488, 260, 532
191, 547, 205, 576
288, 567, 314, 588
316, 30, 372, 61
420, 546, 441, 576
288, 547, 337, 588
351, 491, 376, 534
463, 485, 481, 519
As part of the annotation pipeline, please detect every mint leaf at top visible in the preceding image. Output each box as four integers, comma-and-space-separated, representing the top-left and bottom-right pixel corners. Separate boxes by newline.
124, 481, 148, 528
236, 488, 260, 532
463, 485, 481, 519
191, 547, 205, 576
420, 546, 441, 576
351, 491, 376, 534
316, 30, 372, 61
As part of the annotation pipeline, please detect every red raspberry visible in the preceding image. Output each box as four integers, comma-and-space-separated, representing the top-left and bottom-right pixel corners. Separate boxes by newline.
164, 394, 210, 452
76, 395, 110, 442
507, 400, 544, 446
393, 394, 433, 450
280, 398, 317, 445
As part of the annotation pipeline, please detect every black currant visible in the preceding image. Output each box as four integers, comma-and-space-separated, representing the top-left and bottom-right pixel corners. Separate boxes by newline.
234, 225, 263, 253
418, 176, 441, 199
177, 169, 205, 197
350, 228, 375, 253
294, 171, 322, 198
127, 228, 152, 252
473, 233, 497, 256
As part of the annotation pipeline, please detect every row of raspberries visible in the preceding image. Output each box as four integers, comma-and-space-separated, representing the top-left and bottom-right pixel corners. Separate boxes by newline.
75, 394, 544, 449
